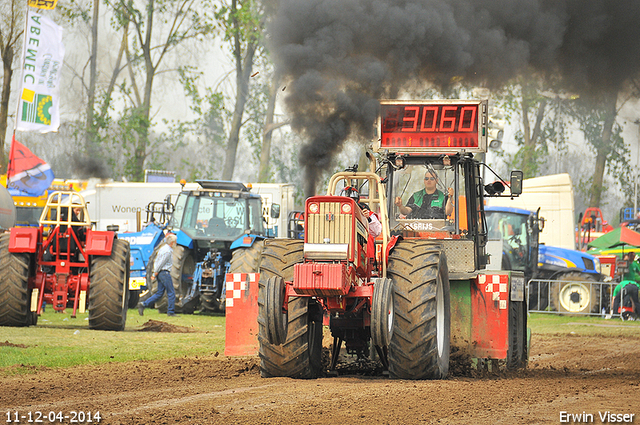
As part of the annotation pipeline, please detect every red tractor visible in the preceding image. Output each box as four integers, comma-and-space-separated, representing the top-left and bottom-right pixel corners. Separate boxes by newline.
257, 100, 528, 378
0, 191, 130, 330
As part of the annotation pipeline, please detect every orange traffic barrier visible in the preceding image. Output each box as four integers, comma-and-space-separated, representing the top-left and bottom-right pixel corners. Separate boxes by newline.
224, 272, 260, 356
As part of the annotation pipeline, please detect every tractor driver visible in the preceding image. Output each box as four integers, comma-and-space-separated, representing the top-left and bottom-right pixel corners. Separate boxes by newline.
395, 170, 454, 219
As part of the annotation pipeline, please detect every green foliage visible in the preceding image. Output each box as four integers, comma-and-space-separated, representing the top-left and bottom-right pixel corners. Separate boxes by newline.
492, 81, 570, 179
96, 0, 219, 180
243, 62, 274, 165
55, 0, 91, 24
569, 98, 631, 206
154, 66, 229, 181
214, 0, 264, 48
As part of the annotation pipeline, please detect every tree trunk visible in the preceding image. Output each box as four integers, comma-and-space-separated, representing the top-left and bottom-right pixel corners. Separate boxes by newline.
258, 74, 278, 182
588, 92, 617, 208
98, 22, 127, 123
520, 88, 546, 177
131, 0, 156, 182
85, 0, 100, 155
222, 41, 257, 180
0, 45, 14, 173
589, 150, 608, 208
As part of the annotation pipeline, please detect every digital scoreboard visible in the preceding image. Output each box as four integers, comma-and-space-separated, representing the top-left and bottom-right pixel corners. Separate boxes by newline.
376, 100, 488, 153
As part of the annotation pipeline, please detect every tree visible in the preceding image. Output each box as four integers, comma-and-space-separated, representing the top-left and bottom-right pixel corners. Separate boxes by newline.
569, 90, 630, 208
0, 0, 25, 173
156, 66, 229, 181
494, 75, 570, 179
216, 0, 266, 180
104, 0, 215, 181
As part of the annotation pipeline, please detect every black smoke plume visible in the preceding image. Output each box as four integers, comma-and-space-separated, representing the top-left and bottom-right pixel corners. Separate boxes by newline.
268, 0, 640, 195
71, 153, 110, 180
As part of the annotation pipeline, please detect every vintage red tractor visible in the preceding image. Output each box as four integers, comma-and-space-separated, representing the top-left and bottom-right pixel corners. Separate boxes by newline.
0, 191, 130, 330
257, 100, 528, 378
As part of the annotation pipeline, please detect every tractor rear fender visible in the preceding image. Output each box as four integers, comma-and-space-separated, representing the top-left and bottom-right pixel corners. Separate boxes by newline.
384, 235, 402, 263
85, 230, 115, 255
175, 230, 194, 249
8, 227, 39, 253
230, 234, 266, 250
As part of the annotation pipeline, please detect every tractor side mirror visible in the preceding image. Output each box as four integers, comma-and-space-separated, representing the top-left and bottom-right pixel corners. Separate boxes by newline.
270, 203, 281, 219
510, 171, 524, 196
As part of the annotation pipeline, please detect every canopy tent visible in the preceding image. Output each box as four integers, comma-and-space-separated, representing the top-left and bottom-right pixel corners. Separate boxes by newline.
586, 226, 640, 257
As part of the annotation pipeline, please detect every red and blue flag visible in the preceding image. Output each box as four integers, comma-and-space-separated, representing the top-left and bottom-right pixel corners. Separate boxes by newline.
6, 135, 54, 196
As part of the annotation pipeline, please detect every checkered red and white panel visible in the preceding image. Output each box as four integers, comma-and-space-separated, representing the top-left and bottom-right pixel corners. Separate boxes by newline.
478, 274, 508, 310
225, 273, 258, 308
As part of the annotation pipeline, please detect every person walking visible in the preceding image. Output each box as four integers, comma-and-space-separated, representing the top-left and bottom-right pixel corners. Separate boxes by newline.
137, 233, 179, 317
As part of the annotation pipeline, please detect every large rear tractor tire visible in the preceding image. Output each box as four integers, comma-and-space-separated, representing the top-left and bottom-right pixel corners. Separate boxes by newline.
387, 241, 451, 380
258, 239, 323, 379
140, 242, 162, 307
89, 239, 130, 331
0, 234, 35, 327
552, 272, 600, 314
170, 245, 198, 314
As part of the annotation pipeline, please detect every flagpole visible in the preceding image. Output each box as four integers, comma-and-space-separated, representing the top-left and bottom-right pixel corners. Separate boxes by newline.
6, 9, 31, 188
13, 8, 32, 135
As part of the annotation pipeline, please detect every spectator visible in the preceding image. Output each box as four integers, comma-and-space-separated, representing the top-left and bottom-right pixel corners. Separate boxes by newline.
611, 279, 640, 317
137, 233, 179, 317
622, 252, 640, 283
358, 202, 382, 238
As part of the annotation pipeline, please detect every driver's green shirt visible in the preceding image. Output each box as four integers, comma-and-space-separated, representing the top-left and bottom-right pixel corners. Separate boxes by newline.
622, 260, 640, 283
406, 189, 447, 219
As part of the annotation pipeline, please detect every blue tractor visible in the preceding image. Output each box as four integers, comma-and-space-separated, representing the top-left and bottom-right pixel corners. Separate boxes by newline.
118, 199, 174, 308
485, 206, 604, 313
148, 180, 276, 314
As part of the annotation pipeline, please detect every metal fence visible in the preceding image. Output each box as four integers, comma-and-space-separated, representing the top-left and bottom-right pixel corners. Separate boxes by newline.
527, 279, 615, 316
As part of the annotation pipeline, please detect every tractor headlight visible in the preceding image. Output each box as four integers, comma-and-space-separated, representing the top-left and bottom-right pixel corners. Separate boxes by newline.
593, 257, 601, 274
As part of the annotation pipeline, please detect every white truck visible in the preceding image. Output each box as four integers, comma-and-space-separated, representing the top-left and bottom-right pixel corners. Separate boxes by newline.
486, 173, 576, 250
248, 183, 296, 238
80, 180, 295, 234
80, 181, 200, 232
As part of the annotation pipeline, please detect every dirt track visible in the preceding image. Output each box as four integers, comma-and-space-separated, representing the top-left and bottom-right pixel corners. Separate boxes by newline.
2, 327, 640, 425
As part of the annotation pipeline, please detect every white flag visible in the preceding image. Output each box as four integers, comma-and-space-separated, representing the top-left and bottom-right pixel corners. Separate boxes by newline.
16, 10, 65, 133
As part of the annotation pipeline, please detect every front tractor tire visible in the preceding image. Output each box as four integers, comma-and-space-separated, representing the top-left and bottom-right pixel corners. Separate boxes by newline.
371, 277, 394, 348
262, 276, 288, 345
387, 241, 451, 380
88, 239, 130, 331
0, 234, 35, 327
258, 239, 323, 379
